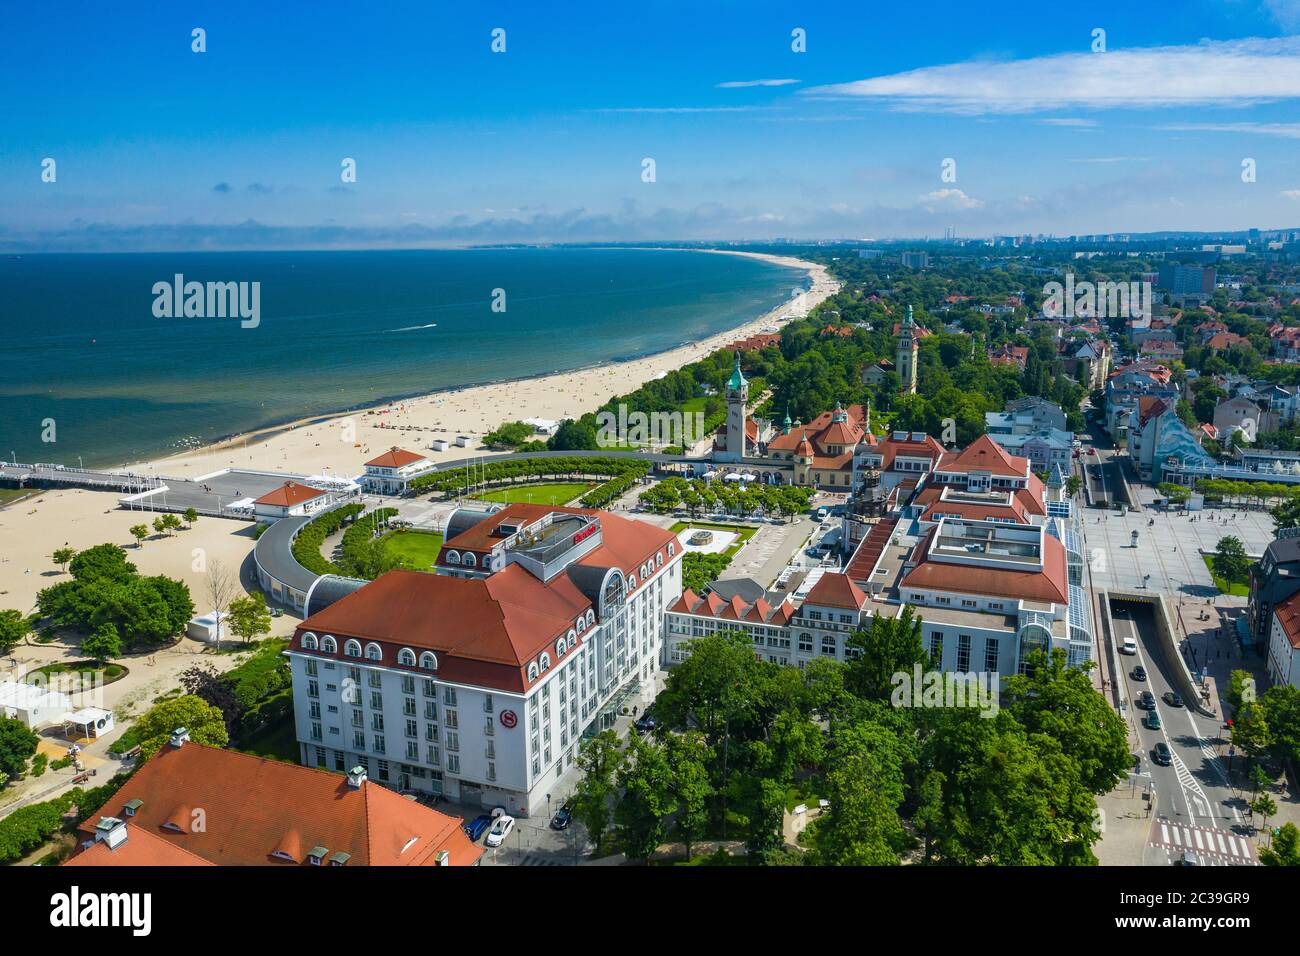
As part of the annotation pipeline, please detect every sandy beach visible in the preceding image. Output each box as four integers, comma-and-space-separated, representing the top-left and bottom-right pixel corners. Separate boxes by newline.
0, 251, 836, 617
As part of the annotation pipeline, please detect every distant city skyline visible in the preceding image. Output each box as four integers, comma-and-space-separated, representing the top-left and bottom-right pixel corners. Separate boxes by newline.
11, 1, 1300, 250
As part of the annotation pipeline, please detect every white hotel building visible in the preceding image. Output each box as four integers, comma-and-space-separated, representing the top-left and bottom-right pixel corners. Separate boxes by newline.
287, 503, 681, 816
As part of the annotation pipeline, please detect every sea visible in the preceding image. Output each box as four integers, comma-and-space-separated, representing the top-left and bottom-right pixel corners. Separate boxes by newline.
0, 247, 805, 468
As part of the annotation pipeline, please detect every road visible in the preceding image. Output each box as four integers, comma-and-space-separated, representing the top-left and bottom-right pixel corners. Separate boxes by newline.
1111, 599, 1259, 865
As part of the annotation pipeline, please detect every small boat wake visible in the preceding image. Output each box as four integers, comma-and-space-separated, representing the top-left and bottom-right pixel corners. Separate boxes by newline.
386, 322, 438, 332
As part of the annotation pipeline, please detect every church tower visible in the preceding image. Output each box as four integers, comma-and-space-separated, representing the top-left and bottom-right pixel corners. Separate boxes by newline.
718, 352, 749, 462
896, 304, 919, 395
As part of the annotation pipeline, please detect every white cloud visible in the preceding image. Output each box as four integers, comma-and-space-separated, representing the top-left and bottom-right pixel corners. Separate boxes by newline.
716, 79, 800, 88
1159, 121, 1300, 138
1282, 189, 1300, 199
1039, 118, 1099, 127
802, 37, 1300, 113
919, 188, 983, 210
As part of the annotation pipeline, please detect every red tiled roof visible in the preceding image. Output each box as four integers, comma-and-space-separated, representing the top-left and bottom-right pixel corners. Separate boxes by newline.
1275, 590, 1300, 650
803, 573, 868, 610
668, 589, 794, 626
936, 434, 1029, 478
66, 743, 482, 867
65, 826, 214, 867
366, 447, 428, 468
900, 526, 1069, 605
253, 481, 328, 507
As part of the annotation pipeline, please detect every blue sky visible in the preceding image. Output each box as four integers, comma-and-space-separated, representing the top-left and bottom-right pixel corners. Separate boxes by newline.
7, 0, 1300, 249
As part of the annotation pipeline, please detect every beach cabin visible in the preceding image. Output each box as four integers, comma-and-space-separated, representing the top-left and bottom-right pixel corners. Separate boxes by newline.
252, 481, 334, 521
454, 435, 472, 448
430, 439, 449, 452
361, 446, 436, 495
0, 681, 72, 730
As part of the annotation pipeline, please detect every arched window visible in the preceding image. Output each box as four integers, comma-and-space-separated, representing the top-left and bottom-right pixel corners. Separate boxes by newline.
445, 550, 461, 565
343, 639, 362, 658
301, 632, 318, 650
398, 648, 416, 667
556, 638, 567, 658
585, 610, 595, 627
463, 552, 477, 568
668, 542, 676, 557
527, 662, 540, 682
365, 642, 382, 662
539, 652, 551, 671
656, 552, 663, 568
321, 636, 337, 654
628, 574, 637, 590
420, 651, 438, 670
567, 628, 577, 648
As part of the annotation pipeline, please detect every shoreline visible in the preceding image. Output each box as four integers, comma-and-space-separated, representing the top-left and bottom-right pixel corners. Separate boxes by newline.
126, 249, 840, 479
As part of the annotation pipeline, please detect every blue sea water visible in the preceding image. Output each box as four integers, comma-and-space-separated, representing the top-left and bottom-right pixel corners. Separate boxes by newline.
0, 248, 804, 467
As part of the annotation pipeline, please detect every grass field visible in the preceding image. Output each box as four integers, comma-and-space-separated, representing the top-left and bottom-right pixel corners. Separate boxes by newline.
474, 481, 595, 506
1202, 555, 1251, 597
382, 530, 444, 570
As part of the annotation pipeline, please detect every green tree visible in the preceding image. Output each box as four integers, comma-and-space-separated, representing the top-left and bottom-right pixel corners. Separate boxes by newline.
1212, 536, 1250, 586
1251, 793, 1278, 834
548, 417, 599, 451
52, 547, 76, 572
570, 730, 622, 856
665, 731, 714, 861
845, 606, 928, 702
183, 508, 199, 529
805, 719, 906, 865
1232, 702, 1272, 763
0, 610, 32, 654
82, 623, 122, 663
1273, 497, 1300, 535
226, 592, 273, 645
0, 717, 40, 782
1260, 822, 1300, 866
130, 695, 229, 759
129, 524, 149, 548
615, 733, 674, 863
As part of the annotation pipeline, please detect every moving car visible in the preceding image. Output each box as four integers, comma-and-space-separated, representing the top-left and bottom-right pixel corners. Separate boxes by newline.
1136, 691, 1155, 710
1152, 742, 1172, 766
485, 814, 515, 847
463, 814, 492, 842
1163, 691, 1184, 708
634, 714, 656, 735
550, 805, 572, 830
1131, 665, 1147, 682
1144, 710, 1161, 731
1120, 637, 1137, 655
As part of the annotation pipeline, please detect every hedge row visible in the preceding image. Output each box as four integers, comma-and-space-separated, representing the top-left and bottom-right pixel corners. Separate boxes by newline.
581, 466, 650, 508
290, 503, 365, 575
409, 455, 649, 496
0, 773, 130, 865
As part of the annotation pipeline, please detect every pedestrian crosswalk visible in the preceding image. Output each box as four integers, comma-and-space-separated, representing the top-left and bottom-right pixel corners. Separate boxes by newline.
517, 853, 564, 866
1149, 818, 1258, 865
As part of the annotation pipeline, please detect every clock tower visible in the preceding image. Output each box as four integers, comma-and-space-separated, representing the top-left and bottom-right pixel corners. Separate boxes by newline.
718, 352, 749, 462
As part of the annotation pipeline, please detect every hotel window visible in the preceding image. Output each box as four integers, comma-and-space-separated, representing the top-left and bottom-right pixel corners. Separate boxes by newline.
365, 643, 382, 662
961, 599, 977, 608
376, 759, 389, 781
368, 671, 382, 688
446, 732, 459, 753
484, 717, 494, 737
305, 659, 318, 677
528, 662, 540, 682
423, 679, 436, 698
403, 697, 416, 716
348, 666, 361, 685
798, 633, 813, 653
444, 687, 458, 707
371, 714, 384, 732
983, 638, 999, 673
405, 719, 418, 738
334, 751, 345, 772
398, 648, 416, 667
307, 680, 319, 698
540, 652, 551, 671
353, 731, 365, 750
821, 635, 836, 656
373, 735, 386, 754
445, 709, 458, 729
424, 700, 437, 721
486, 740, 496, 760
487, 762, 496, 782
406, 742, 419, 760
344, 640, 362, 658
321, 636, 337, 653
351, 710, 362, 728
957, 634, 972, 672
420, 652, 438, 670
426, 746, 440, 766
311, 722, 322, 741
557, 638, 568, 658
483, 693, 493, 713
401, 675, 415, 695
446, 550, 461, 565
532, 757, 541, 776
369, 691, 383, 710
425, 723, 438, 743
447, 755, 461, 775
314, 747, 326, 767
302, 633, 319, 650
309, 701, 321, 720
928, 633, 943, 665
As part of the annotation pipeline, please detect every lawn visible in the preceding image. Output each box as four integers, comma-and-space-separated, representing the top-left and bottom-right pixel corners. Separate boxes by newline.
474, 481, 595, 506
1202, 555, 1251, 597
28, 660, 127, 684
381, 530, 444, 570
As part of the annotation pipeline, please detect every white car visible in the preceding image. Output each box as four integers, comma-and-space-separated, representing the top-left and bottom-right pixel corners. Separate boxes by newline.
485, 814, 515, 847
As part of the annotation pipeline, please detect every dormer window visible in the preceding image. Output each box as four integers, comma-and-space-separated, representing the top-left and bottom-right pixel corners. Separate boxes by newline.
463, 553, 477, 568
365, 643, 383, 662
446, 550, 461, 565
302, 632, 319, 650
668, 542, 676, 557
398, 648, 416, 666
556, 638, 567, 658
420, 651, 438, 670
539, 652, 551, 671
344, 640, 362, 658
585, 610, 595, 627
527, 662, 540, 682
321, 636, 337, 654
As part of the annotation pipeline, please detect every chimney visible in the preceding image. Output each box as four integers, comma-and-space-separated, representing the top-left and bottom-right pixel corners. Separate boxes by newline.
169, 727, 190, 748
435, 850, 450, 866
346, 766, 367, 789
94, 816, 128, 850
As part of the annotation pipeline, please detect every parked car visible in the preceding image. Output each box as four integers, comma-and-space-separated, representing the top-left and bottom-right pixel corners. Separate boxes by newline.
485, 814, 515, 847
463, 814, 492, 842
1131, 665, 1147, 682
1144, 710, 1161, 731
1174, 850, 1200, 866
1152, 742, 1172, 766
1136, 691, 1155, 710
634, 714, 656, 735
1163, 692, 1184, 708
550, 805, 572, 830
